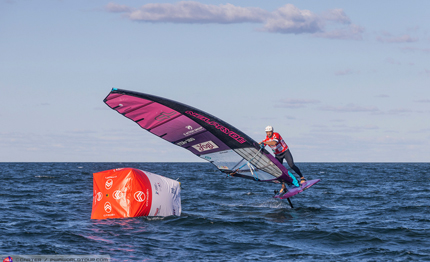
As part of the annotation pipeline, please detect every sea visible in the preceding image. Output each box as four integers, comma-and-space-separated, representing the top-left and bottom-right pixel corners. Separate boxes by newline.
1, 162, 429, 261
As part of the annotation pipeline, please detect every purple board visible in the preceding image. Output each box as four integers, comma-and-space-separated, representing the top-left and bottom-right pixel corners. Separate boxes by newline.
273, 179, 321, 199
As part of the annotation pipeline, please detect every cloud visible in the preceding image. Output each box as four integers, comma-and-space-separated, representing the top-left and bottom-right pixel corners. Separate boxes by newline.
375, 94, 389, 98
318, 103, 380, 113
320, 9, 351, 24
314, 24, 364, 40
106, 3, 133, 13
274, 98, 320, 108
261, 4, 321, 34
110, 1, 268, 24
106, 1, 363, 39
377, 33, 418, 43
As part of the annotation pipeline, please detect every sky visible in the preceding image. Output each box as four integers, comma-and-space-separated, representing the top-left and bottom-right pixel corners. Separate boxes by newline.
1, 0, 429, 162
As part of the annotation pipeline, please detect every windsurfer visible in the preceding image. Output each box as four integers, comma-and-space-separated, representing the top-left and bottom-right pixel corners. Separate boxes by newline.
259, 126, 306, 186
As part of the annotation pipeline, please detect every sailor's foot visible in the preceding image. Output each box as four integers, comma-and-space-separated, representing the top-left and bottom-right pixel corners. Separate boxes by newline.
300, 177, 306, 185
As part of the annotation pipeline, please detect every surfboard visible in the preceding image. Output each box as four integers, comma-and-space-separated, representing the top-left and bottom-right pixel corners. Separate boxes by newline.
273, 179, 321, 199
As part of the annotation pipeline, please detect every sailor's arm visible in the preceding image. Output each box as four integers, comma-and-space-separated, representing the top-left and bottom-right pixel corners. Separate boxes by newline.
259, 140, 277, 146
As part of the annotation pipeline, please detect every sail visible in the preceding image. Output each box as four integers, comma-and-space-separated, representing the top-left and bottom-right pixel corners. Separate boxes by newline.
104, 88, 293, 183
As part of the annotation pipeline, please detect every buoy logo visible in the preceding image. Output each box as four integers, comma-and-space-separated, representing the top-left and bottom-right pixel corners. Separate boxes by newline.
3, 256, 13, 262
96, 192, 103, 201
104, 202, 112, 213
113, 190, 124, 200
105, 179, 113, 190
134, 191, 146, 202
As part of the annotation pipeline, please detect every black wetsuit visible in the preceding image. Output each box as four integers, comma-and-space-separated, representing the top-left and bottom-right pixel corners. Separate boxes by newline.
275, 149, 304, 178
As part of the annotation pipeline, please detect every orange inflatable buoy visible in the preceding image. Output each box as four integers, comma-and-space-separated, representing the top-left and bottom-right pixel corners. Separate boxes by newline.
91, 168, 181, 219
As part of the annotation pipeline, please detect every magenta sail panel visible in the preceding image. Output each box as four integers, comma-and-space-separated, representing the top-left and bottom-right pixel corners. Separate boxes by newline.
150, 115, 205, 143
105, 94, 153, 114
123, 103, 180, 130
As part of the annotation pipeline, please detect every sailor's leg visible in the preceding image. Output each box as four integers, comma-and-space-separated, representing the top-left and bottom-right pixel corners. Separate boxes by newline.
275, 153, 284, 164
285, 149, 304, 178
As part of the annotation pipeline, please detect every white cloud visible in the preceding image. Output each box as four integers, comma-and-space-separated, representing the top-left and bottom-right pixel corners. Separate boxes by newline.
106, 2, 133, 13
377, 33, 418, 43
320, 9, 351, 24
314, 24, 364, 40
261, 4, 321, 34
119, 1, 268, 24
106, 1, 363, 39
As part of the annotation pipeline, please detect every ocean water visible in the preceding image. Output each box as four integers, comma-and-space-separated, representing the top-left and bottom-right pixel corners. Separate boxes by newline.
1, 162, 429, 261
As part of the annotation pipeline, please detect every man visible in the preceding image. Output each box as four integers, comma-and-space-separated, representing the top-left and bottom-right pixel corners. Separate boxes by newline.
259, 126, 306, 186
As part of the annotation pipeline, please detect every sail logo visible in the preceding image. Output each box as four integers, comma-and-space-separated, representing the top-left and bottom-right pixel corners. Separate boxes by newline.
104, 202, 112, 213
192, 141, 219, 152
105, 179, 113, 190
134, 191, 146, 202
186, 125, 193, 130
113, 190, 124, 200
155, 111, 176, 121
185, 111, 247, 144
183, 126, 203, 136
176, 137, 195, 146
